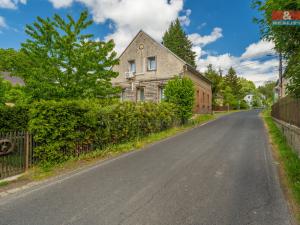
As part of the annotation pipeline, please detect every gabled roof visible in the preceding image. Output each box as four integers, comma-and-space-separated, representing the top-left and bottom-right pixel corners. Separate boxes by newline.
118, 30, 211, 85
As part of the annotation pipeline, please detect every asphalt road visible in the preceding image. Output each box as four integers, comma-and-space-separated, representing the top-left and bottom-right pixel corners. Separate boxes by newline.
0, 110, 294, 225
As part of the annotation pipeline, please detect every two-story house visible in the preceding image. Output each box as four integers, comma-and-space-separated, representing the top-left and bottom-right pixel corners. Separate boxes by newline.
112, 30, 212, 114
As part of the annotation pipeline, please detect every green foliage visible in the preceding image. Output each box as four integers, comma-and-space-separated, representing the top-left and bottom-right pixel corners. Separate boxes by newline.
16, 11, 119, 100
29, 100, 179, 164
258, 81, 276, 106
0, 106, 29, 132
0, 73, 30, 106
29, 100, 91, 163
204, 64, 223, 107
0, 76, 10, 106
239, 77, 256, 97
285, 51, 300, 97
163, 19, 197, 67
240, 100, 250, 109
224, 67, 242, 99
0, 49, 30, 78
4, 85, 30, 106
164, 76, 195, 124
253, 0, 300, 97
251, 92, 263, 108
222, 86, 238, 108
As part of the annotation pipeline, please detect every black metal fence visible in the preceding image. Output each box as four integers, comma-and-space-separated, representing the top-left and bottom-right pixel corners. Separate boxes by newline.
0, 131, 97, 180
271, 96, 300, 127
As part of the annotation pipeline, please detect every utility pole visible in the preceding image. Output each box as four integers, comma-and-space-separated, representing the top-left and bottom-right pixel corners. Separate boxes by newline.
279, 51, 283, 98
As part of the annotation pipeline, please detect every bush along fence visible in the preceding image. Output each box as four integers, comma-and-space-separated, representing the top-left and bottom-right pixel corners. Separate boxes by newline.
271, 96, 300, 156
0, 100, 179, 178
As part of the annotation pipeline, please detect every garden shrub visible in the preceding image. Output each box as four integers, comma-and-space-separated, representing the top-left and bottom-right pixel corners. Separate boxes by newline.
0, 106, 29, 132
164, 76, 195, 124
29, 100, 179, 164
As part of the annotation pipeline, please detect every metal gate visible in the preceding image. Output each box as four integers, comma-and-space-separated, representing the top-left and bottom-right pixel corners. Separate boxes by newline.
0, 131, 33, 179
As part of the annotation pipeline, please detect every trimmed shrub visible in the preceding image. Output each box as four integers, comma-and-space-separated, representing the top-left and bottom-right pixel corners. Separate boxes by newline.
164, 76, 195, 124
0, 106, 29, 133
29, 100, 179, 163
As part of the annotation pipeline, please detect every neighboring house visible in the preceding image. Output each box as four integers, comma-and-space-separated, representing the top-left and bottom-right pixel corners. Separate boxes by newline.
1, 72, 25, 86
112, 30, 212, 114
274, 76, 290, 101
244, 94, 254, 107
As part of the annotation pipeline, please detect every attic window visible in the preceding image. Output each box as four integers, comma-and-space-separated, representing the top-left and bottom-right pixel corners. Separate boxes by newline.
128, 60, 136, 73
147, 56, 156, 71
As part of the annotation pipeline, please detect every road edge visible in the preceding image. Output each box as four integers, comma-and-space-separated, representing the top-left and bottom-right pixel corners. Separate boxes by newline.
260, 111, 298, 225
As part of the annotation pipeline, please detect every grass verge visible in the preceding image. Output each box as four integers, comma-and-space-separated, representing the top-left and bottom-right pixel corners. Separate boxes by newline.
262, 110, 300, 222
0, 181, 9, 187
1, 110, 236, 190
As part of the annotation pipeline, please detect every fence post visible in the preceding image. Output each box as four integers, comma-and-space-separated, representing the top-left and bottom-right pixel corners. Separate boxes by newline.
25, 131, 30, 171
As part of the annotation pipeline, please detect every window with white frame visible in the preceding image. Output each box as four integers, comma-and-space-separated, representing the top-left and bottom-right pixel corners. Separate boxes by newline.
128, 60, 136, 73
147, 56, 156, 71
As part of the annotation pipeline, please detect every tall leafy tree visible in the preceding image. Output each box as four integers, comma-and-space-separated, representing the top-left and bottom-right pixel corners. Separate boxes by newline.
253, 0, 300, 97
239, 77, 256, 98
204, 64, 223, 106
163, 19, 197, 67
222, 86, 237, 108
18, 11, 119, 100
224, 67, 242, 99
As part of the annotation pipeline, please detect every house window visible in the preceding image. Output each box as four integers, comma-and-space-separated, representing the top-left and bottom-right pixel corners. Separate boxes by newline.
202, 92, 205, 108
197, 90, 200, 108
128, 60, 136, 73
121, 89, 126, 101
147, 56, 156, 71
137, 87, 145, 102
207, 94, 210, 109
159, 86, 165, 102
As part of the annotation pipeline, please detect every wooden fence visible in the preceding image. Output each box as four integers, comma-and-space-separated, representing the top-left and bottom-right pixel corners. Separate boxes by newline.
271, 96, 300, 127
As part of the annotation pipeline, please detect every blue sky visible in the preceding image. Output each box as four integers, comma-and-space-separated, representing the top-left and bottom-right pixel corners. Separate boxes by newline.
0, 0, 278, 86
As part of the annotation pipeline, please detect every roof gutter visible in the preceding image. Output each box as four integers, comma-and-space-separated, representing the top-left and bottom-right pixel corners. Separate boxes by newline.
185, 64, 212, 85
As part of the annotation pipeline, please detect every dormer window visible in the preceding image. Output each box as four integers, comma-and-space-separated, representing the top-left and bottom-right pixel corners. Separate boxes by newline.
147, 56, 156, 71
128, 60, 136, 73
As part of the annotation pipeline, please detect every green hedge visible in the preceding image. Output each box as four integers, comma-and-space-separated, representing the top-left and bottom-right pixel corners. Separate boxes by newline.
29, 100, 179, 163
0, 106, 29, 133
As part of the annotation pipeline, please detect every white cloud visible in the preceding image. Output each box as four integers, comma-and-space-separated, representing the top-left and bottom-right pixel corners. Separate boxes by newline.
0, 16, 7, 28
179, 9, 191, 26
197, 22, 207, 30
189, 27, 223, 47
197, 40, 278, 86
241, 39, 275, 59
49, 0, 73, 8
188, 27, 223, 59
0, 0, 26, 9
48, 0, 185, 53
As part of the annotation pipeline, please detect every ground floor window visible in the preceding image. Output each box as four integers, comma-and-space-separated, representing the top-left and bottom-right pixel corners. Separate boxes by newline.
121, 89, 126, 101
137, 87, 145, 102
159, 86, 165, 102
